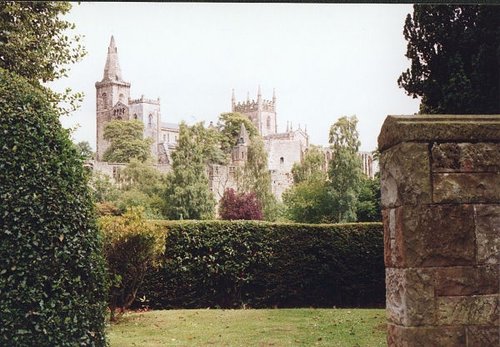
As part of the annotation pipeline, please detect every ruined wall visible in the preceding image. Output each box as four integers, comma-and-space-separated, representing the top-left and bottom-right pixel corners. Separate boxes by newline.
378, 115, 499, 347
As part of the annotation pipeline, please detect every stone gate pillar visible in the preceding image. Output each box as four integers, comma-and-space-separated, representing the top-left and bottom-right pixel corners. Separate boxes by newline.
378, 115, 500, 347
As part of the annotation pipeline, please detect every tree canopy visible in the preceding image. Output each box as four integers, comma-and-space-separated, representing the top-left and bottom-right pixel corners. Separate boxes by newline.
103, 120, 152, 163
328, 116, 363, 223
398, 5, 500, 114
0, 2, 85, 83
219, 188, 263, 220
163, 122, 216, 220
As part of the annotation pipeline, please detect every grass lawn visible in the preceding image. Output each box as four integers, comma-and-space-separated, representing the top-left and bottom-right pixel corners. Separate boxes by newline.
108, 308, 386, 347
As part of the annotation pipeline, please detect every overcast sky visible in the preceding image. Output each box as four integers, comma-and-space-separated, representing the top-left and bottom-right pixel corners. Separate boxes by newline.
53, 2, 420, 152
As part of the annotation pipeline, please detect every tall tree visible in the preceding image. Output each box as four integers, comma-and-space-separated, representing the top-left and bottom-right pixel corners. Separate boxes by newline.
328, 116, 363, 223
283, 146, 331, 223
240, 135, 277, 221
103, 120, 152, 163
163, 122, 216, 220
398, 5, 500, 114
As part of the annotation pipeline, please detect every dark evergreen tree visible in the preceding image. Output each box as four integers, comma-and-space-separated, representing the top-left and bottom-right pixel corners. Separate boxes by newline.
398, 5, 500, 114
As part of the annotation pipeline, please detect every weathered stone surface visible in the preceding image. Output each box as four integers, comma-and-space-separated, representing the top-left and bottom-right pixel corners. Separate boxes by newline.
380, 143, 431, 208
432, 143, 500, 173
434, 266, 499, 296
437, 295, 499, 326
378, 114, 500, 152
386, 268, 435, 326
387, 324, 466, 347
398, 205, 476, 267
433, 172, 500, 203
475, 205, 500, 265
383, 208, 404, 268
466, 326, 500, 347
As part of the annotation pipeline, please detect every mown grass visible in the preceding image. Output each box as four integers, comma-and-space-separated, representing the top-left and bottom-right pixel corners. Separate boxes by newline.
108, 308, 386, 346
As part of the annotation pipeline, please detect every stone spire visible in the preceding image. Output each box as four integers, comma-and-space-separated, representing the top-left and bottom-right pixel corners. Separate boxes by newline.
102, 35, 123, 82
273, 88, 276, 103
231, 88, 235, 108
237, 122, 250, 145
257, 85, 262, 103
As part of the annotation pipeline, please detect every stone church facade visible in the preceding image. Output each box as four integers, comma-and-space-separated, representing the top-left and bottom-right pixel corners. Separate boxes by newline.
93, 36, 374, 201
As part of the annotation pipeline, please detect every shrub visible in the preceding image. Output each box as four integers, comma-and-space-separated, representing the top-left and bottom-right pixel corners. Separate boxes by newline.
137, 221, 384, 309
0, 68, 107, 345
219, 188, 263, 220
100, 208, 165, 321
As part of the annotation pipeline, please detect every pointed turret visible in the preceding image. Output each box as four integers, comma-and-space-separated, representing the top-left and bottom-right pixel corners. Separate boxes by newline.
257, 85, 262, 103
272, 88, 276, 104
231, 89, 236, 109
237, 122, 250, 145
102, 35, 124, 82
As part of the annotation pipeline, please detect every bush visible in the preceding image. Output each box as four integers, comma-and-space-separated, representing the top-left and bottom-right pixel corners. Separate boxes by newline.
100, 208, 165, 321
137, 221, 384, 309
0, 68, 108, 346
219, 188, 263, 220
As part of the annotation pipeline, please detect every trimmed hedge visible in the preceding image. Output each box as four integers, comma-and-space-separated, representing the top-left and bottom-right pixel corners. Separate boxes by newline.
0, 69, 107, 346
136, 221, 384, 309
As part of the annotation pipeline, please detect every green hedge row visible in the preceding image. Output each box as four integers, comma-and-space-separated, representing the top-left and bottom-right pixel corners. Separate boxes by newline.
136, 221, 384, 309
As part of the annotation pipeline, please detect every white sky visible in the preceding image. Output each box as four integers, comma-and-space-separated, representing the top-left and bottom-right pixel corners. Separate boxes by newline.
53, 2, 420, 152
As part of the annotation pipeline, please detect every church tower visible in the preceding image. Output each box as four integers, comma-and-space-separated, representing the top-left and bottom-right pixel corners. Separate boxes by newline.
95, 36, 131, 161
232, 86, 277, 137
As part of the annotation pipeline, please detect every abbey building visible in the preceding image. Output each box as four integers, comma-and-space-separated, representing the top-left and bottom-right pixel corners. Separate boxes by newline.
93, 36, 374, 200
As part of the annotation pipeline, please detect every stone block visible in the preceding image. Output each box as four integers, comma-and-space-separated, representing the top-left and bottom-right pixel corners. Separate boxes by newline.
475, 205, 500, 265
383, 207, 404, 268
466, 326, 500, 347
433, 172, 500, 203
398, 205, 476, 267
386, 268, 435, 326
380, 143, 431, 208
387, 324, 466, 347
431, 142, 500, 173
378, 114, 500, 152
437, 295, 499, 326
434, 266, 499, 296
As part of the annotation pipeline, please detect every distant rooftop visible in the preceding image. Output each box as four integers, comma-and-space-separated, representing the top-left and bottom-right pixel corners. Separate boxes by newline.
161, 122, 179, 130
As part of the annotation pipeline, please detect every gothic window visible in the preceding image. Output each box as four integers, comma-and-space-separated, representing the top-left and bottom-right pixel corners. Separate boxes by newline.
133, 114, 138, 120
148, 114, 153, 128
163, 134, 166, 142
280, 157, 284, 165
267, 116, 271, 129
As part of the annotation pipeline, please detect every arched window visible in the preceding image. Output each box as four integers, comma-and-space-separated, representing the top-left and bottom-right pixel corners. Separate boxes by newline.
280, 157, 284, 164
267, 116, 271, 129
148, 114, 153, 128
133, 114, 138, 120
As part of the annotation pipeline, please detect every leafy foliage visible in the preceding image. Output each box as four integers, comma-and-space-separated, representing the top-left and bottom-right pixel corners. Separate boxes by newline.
100, 208, 165, 321
0, 68, 107, 346
282, 178, 332, 223
137, 221, 384, 309
163, 123, 216, 220
74, 140, 94, 160
328, 116, 363, 223
219, 188, 263, 220
103, 120, 152, 163
217, 112, 258, 154
398, 5, 500, 114
291, 145, 326, 184
356, 174, 381, 222
0, 2, 86, 83
241, 136, 277, 221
